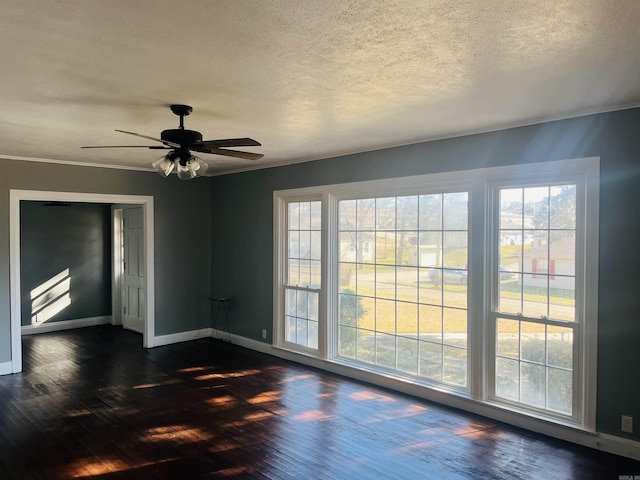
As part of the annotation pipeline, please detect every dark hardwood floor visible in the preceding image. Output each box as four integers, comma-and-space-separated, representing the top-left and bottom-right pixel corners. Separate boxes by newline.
0, 326, 637, 479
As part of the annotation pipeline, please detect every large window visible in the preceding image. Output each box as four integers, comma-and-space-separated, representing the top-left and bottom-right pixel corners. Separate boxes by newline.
283, 200, 321, 350
274, 158, 598, 430
492, 184, 579, 417
337, 193, 468, 387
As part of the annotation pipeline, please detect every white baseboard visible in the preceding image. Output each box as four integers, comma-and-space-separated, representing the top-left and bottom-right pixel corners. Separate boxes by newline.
226, 332, 640, 461
0, 361, 13, 375
153, 328, 212, 347
21, 316, 112, 335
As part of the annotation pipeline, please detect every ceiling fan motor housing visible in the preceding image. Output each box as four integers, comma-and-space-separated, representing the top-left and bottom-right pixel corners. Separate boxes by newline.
161, 129, 203, 146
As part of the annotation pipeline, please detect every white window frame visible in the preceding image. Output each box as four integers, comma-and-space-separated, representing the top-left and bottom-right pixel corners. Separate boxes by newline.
272, 157, 598, 431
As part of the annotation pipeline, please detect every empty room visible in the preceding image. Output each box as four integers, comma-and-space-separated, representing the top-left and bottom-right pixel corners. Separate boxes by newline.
1, 1, 639, 478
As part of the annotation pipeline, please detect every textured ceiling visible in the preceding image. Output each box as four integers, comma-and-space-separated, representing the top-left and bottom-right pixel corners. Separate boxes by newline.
1, 0, 640, 175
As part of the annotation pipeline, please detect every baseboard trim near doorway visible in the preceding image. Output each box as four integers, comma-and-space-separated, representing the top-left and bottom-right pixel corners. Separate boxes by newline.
21, 316, 112, 335
154, 328, 213, 347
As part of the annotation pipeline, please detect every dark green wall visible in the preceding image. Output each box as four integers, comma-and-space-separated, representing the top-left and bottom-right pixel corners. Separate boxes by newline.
210, 108, 640, 440
20, 202, 111, 325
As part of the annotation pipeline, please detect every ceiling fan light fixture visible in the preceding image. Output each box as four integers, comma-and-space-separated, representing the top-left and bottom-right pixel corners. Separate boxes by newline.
152, 155, 175, 177
176, 159, 197, 180
174, 155, 208, 180
190, 156, 209, 177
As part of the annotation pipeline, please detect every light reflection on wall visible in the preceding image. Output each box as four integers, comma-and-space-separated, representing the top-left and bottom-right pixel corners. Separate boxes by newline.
30, 268, 72, 324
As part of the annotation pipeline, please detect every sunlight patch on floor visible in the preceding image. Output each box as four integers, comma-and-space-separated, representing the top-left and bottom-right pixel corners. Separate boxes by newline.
207, 395, 238, 407
246, 391, 281, 404
293, 409, 335, 421
195, 369, 261, 381
143, 424, 214, 444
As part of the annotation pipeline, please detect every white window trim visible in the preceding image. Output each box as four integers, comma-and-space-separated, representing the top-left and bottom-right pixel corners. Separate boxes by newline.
273, 157, 598, 432
273, 189, 326, 357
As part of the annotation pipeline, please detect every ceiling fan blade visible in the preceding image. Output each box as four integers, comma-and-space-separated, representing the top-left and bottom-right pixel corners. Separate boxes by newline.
115, 129, 181, 148
195, 138, 262, 148
194, 147, 264, 160
81, 145, 170, 149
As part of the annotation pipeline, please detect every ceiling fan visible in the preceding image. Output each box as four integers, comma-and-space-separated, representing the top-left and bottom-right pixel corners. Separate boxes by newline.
82, 104, 263, 179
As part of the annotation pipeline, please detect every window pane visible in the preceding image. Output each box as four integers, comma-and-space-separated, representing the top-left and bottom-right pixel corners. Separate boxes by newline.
357, 329, 375, 362
375, 232, 396, 264
288, 258, 300, 285
310, 201, 322, 229
500, 188, 523, 230
356, 267, 374, 296
376, 298, 396, 334
498, 273, 522, 314
397, 301, 418, 338
288, 231, 299, 258
418, 232, 441, 267
397, 337, 418, 374
443, 308, 466, 348
397, 232, 418, 266
496, 357, 519, 401
357, 232, 374, 263
549, 277, 575, 321
286, 289, 296, 316
550, 185, 576, 229
339, 263, 356, 292
285, 315, 297, 343
525, 187, 549, 229
298, 259, 311, 286
419, 304, 442, 342
419, 194, 442, 230
376, 332, 396, 368
521, 362, 545, 407
547, 325, 573, 369
396, 267, 418, 303
357, 198, 376, 230
299, 202, 311, 229
309, 319, 318, 348
497, 318, 519, 358
339, 199, 356, 230
419, 270, 442, 305
522, 279, 548, 318
359, 297, 375, 329
376, 265, 396, 300
444, 275, 467, 309
296, 318, 308, 347
339, 232, 356, 262
419, 341, 442, 380
309, 260, 321, 288
339, 326, 356, 358
443, 232, 467, 268
308, 292, 318, 321
550, 230, 575, 277
396, 196, 418, 230
443, 192, 468, 230
376, 197, 396, 231
310, 230, 321, 260
443, 346, 466, 386
339, 292, 358, 326
288, 202, 300, 230
521, 321, 545, 364
296, 290, 308, 319
548, 368, 572, 414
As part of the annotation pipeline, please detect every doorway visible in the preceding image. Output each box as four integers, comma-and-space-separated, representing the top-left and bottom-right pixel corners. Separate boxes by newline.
9, 190, 155, 374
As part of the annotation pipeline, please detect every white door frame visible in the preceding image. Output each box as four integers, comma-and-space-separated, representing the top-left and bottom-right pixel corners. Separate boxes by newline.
9, 190, 155, 373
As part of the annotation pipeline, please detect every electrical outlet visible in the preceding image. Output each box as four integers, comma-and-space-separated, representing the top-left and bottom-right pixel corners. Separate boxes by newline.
262, 329, 267, 339
621, 415, 633, 433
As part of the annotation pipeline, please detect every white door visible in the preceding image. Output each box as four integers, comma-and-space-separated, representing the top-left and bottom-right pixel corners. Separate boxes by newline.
122, 207, 145, 333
